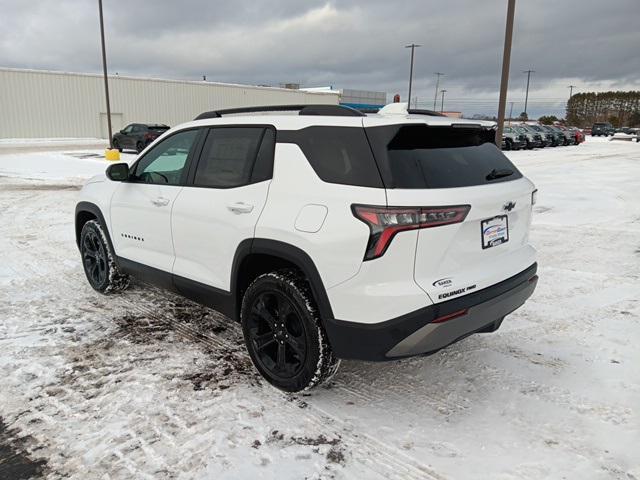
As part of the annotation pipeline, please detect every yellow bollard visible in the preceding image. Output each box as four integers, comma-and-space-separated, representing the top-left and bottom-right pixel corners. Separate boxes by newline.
105, 149, 121, 161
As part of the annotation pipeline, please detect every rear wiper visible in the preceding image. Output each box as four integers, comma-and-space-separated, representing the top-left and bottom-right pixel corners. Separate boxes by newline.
486, 168, 514, 181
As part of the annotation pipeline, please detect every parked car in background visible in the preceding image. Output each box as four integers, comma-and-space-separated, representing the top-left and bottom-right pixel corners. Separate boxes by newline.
515, 125, 544, 149
501, 126, 526, 150
567, 127, 585, 145
538, 125, 561, 146
555, 125, 576, 146
591, 122, 614, 136
112, 123, 170, 153
526, 124, 554, 147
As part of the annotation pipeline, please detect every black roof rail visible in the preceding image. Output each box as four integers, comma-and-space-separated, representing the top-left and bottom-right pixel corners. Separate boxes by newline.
194, 104, 365, 120
407, 108, 447, 117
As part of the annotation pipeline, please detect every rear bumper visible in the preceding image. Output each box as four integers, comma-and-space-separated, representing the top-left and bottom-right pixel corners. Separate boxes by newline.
324, 263, 538, 361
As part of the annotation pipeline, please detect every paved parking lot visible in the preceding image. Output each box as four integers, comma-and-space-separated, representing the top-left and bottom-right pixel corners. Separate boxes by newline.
0, 138, 639, 479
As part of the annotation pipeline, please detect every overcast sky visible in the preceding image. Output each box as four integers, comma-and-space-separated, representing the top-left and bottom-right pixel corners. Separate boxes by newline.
1, 0, 638, 118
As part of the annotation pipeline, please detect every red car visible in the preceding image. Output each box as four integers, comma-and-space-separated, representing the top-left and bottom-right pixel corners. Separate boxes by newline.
557, 125, 585, 145
568, 127, 585, 145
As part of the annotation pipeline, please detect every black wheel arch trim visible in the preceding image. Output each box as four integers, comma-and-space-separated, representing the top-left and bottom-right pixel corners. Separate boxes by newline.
75, 202, 117, 257
231, 238, 334, 322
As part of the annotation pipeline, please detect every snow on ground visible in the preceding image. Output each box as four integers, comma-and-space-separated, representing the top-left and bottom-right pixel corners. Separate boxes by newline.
0, 149, 137, 182
0, 137, 638, 479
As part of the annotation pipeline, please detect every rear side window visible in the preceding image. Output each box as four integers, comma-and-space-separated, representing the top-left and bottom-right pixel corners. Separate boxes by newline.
366, 124, 522, 189
277, 127, 383, 188
194, 127, 272, 188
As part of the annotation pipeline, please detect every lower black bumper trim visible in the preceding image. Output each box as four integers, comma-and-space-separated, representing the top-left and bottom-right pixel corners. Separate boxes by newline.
324, 263, 538, 361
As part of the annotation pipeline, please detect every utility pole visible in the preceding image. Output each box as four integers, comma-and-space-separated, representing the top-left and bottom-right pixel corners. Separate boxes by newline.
508, 102, 514, 125
496, 0, 516, 146
405, 44, 421, 110
440, 89, 447, 113
98, 0, 113, 148
523, 68, 535, 116
433, 72, 445, 110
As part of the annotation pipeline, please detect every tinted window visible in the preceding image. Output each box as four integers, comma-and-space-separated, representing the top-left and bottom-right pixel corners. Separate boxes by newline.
194, 127, 270, 188
149, 125, 170, 133
132, 129, 199, 185
366, 124, 522, 189
277, 127, 383, 188
132, 125, 145, 133
251, 128, 275, 183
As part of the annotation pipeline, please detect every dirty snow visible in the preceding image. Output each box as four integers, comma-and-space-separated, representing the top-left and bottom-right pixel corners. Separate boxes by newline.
0, 137, 638, 479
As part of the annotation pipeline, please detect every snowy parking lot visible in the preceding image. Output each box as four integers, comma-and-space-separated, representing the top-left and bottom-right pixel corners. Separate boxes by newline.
0, 137, 639, 479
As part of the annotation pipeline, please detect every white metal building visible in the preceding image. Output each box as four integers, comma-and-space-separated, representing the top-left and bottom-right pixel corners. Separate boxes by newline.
0, 68, 339, 139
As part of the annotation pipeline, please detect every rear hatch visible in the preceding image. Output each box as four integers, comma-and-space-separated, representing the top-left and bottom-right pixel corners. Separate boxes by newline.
364, 121, 536, 304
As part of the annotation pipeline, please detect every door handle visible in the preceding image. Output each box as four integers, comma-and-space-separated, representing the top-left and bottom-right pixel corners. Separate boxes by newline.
151, 196, 170, 207
227, 202, 254, 214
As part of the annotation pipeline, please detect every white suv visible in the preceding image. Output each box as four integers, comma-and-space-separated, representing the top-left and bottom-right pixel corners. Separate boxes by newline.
75, 103, 538, 392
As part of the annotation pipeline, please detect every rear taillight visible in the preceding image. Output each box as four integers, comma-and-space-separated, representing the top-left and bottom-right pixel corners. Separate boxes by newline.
352, 204, 471, 260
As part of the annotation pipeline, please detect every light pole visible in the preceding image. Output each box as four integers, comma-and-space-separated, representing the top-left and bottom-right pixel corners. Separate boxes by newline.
523, 68, 535, 116
568, 85, 575, 100
98, 0, 113, 148
508, 101, 514, 125
405, 44, 421, 109
440, 89, 447, 113
433, 72, 445, 110
496, 0, 516, 146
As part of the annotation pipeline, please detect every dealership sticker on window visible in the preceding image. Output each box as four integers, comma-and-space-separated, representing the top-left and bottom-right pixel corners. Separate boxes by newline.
481, 215, 509, 249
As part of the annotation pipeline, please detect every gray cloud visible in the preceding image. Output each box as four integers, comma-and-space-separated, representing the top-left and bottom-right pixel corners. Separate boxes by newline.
0, 0, 638, 118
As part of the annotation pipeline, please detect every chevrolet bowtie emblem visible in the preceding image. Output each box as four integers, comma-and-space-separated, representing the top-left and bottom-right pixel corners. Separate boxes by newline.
503, 201, 516, 212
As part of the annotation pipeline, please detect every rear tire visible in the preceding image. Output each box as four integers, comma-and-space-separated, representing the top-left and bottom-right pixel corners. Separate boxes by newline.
241, 269, 340, 392
80, 220, 130, 294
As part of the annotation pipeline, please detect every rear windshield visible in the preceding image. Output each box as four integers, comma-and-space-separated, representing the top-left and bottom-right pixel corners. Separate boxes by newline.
366, 124, 522, 189
149, 125, 170, 132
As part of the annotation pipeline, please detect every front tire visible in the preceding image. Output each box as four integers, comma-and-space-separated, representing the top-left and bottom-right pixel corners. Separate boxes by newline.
80, 220, 130, 293
112, 138, 123, 152
241, 270, 340, 392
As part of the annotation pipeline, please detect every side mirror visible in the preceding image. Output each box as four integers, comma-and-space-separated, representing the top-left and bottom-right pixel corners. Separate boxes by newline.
106, 163, 129, 181
120, 129, 126, 134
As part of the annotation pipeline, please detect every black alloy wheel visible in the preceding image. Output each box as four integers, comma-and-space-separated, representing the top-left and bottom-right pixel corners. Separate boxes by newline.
246, 291, 307, 380
82, 228, 108, 289
136, 141, 145, 153
240, 270, 340, 392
